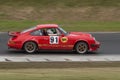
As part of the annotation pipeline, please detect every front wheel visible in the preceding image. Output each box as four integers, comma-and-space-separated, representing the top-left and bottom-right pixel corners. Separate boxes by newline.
24, 41, 37, 53
75, 42, 88, 54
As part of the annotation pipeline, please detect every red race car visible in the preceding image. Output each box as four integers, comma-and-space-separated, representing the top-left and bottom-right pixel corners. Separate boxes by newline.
8, 24, 100, 54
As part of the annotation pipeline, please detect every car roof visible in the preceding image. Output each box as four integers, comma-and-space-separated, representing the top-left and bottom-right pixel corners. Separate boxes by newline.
36, 24, 59, 29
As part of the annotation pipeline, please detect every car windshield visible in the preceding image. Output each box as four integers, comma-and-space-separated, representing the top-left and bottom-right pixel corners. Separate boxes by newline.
58, 27, 68, 35
21, 27, 36, 33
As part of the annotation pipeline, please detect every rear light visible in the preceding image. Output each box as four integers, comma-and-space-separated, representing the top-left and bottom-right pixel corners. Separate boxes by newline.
8, 41, 16, 44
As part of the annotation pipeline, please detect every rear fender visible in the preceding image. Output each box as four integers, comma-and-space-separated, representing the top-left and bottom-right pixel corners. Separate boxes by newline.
22, 39, 39, 49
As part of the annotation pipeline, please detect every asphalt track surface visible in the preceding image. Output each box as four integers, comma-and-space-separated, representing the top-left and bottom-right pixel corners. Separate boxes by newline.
0, 32, 120, 57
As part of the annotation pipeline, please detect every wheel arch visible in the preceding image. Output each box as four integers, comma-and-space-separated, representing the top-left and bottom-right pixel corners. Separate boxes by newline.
73, 40, 89, 50
22, 40, 39, 50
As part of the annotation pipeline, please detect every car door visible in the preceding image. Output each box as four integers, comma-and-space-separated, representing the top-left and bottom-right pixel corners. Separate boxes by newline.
43, 28, 73, 50
48, 27, 73, 50
38, 28, 60, 49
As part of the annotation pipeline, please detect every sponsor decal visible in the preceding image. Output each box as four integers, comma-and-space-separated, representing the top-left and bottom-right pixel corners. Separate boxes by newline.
61, 37, 68, 43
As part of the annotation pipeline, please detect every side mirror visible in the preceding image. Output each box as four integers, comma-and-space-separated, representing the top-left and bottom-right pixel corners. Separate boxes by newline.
61, 34, 64, 37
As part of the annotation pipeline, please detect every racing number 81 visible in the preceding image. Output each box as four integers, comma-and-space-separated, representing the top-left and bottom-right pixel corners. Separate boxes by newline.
50, 36, 59, 44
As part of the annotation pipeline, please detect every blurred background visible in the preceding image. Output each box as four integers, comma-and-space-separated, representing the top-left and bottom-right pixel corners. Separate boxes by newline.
0, 0, 120, 31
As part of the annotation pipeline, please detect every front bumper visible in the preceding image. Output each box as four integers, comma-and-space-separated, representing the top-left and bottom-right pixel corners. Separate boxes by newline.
90, 41, 100, 51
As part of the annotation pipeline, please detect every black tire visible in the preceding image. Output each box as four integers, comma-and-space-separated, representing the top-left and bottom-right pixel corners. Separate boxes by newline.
24, 41, 37, 53
75, 42, 88, 54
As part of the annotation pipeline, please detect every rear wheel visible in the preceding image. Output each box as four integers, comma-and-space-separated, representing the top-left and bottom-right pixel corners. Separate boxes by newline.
24, 41, 37, 53
75, 42, 88, 54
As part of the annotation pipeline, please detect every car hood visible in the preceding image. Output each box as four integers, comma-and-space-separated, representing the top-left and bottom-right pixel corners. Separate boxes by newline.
70, 32, 91, 37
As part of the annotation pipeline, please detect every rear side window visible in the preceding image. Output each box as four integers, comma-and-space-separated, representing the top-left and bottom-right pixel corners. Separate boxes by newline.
31, 30, 42, 36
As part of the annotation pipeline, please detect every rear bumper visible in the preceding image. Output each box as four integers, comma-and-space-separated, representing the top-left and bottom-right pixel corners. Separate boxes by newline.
7, 40, 22, 49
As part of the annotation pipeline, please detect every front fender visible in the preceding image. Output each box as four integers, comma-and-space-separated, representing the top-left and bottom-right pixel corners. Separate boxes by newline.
73, 39, 90, 50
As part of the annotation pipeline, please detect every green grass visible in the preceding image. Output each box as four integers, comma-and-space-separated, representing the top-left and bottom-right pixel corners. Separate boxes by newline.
0, 20, 120, 32
0, 68, 120, 80
0, 62, 119, 80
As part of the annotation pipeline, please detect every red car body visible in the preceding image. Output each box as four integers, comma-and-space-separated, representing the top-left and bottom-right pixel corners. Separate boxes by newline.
8, 24, 100, 54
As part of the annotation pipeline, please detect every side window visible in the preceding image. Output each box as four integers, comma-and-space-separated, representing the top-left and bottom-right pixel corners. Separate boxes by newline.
40, 28, 62, 36
41, 29, 48, 36
31, 30, 42, 36
56, 28, 61, 35
47, 28, 61, 36
47, 28, 54, 34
